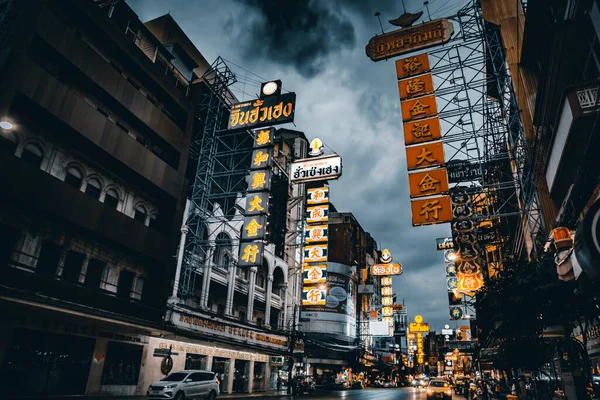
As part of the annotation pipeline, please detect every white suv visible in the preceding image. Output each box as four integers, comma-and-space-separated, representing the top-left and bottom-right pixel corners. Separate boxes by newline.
147, 370, 219, 400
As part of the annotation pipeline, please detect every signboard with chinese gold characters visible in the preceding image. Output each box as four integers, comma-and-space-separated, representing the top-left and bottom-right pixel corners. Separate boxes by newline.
306, 205, 329, 224
238, 241, 264, 267
396, 53, 430, 79
291, 155, 342, 183
406, 141, 445, 170
241, 215, 267, 241
401, 95, 438, 122
403, 117, 441, 146
303, 264, 327, 284
382, 286, 393, 296
304, 224, 328, 244
250, 148, 274, 170
302, 286, 327, 306
366, 19, 454, 62
381, 276, 393, 286
307, 187, 329, 205
244, 193, 269, 216
303, 244, 328, 263
381, 296, 393, 306
411, 196, 452, 226
381, 307, 394, 317
247, 170, 272, 192
228, 92, 296, 130
371, 263, 403, 276
254, 127, 275, 147
398, 74, 435, 100
408, 168, 449, 198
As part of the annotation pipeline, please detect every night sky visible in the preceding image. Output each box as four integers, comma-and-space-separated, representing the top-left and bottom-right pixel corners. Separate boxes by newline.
127, 0, 472, 331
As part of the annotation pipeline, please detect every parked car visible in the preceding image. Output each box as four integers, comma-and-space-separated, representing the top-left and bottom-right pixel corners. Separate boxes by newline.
426, 379, 453, 400
413, 378, 427, 388
147, 370, 219, 400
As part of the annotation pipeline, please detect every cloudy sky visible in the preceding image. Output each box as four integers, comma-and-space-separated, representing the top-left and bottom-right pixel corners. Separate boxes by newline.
128, 0, 472, 330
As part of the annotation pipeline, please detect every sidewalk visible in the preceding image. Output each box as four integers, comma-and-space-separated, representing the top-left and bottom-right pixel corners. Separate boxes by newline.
6, 390, 291, 400
219, 390, 290, 398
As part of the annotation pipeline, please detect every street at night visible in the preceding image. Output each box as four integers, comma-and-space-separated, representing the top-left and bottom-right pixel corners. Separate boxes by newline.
1, 0, 600, 399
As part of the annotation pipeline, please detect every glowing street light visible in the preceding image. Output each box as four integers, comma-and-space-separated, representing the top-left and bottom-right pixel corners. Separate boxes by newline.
0, 121, 13, 130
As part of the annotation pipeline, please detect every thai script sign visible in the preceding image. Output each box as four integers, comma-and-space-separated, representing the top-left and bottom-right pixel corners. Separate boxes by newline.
371, 263, 403, 276
291, 155, 342, 183
436, 237, 454, 251
228, 92, 296, 130
447, 159, 483, 183
446, 340, 477, 351
409, 322, 430, 333
366, 19, 454, 62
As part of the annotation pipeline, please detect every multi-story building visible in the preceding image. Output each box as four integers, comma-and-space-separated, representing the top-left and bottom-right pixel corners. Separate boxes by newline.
0, 0, 199, 396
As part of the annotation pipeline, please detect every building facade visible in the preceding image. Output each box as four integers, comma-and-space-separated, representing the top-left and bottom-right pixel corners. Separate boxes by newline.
0, 0, 201, 396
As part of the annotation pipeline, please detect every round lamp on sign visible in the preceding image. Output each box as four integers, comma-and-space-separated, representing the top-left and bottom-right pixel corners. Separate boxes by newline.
262, 81, 279, 96
414, 315, 423, 323
0, 121, 13, 130
448, 252, 457, 261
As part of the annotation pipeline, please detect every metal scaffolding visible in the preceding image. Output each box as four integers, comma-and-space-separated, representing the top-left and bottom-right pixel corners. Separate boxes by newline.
179, 57, 252, 297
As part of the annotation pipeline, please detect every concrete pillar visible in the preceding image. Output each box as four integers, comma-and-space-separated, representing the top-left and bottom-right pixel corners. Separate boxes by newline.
265, 362, 272, 391
246, 266, 258, 322
264, 274, 273, 329
227, 358, 236, 394
281, 283, 289, 330
225, 266, 236, 316
205, 355, 213, 371
247, 360, 255, 393
85, 338, 108, 395
200, 265, 212, 309
0, 323, 14, 368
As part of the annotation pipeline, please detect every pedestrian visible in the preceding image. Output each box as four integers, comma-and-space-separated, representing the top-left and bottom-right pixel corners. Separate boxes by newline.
277, 377, 281, 391
465, 379, 472, 400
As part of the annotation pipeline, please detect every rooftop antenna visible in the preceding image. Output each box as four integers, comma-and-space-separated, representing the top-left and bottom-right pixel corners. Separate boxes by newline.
374, 12, 385, 35
424, 1, 432, 21
401, 0, 407, 13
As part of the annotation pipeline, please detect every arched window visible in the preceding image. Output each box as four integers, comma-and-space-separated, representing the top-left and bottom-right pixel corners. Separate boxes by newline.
212, 232, 231, 267
0, 131, 18, 154
134, 204, 147, 224
21, 143, 44, 169
148, 213, 159, 229
104, 188, 119, 209
85, 178, 102, 199
64, 167, 83, 189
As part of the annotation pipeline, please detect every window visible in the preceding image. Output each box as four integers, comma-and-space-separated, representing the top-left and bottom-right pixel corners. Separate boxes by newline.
21, 144, 43, 168
62, 250, 86, 283
36, 240, 62, 275
85, 178, 102, 200
116, 269, 135, 298
148, 214, 159, 229
188, 372, 202, 382
199, 372, 215, 381
134, 205, 147, 224
217, 304, 225, 315
257, 273, 265, 288
84, 259, 105, 288
239, 311, 246, 321
100, 341, 142, 385
104, 189, 119, 209
64, 167, 83, 189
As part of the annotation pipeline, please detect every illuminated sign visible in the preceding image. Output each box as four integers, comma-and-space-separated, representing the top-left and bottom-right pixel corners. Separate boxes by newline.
371, 263, 403, 276
303, 244, 328, 263
408, 168, 449, 198
403, 117, 442, 146
401, 95, 438, 122
304, 224, 328, 243
382, 307, 394, 317
302, 287, 326, 306
309, 138, 324, 156
307, 187, 329, 205
306, 205, 329, 224
366, 19, 454, 62
228, 92, 296, 130
238, 241, 264, 267
253, 127, 275, 148
244, 193, 269, 216
395, 53, 431, 79
409, 322, 430, 333
381, 286, 393, 296
382, 296, 393, 306
247, 170, 272, 192
303, 264, 327, 284
380, 249, 393, 263
405, 141, 445, 170
398, 73, 435, 100
381, 277, 393, 286
291, 155, 342, 183
241, 215, 267, 241
250, 148, 274, 170
411, 196, 452, 226
393, 303, 403, 311
436, 237, 454, 251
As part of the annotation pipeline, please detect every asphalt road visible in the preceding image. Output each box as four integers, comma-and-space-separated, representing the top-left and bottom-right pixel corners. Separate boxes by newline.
272, 387, 463, 399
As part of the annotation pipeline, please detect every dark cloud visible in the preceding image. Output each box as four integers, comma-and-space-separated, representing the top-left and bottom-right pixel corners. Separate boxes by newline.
231, 0, 356, 77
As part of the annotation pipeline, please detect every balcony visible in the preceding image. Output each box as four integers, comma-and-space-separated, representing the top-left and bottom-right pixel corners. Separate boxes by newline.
0, 150, 172, 263
33, 12, 186, 151
9, 54, 183, 199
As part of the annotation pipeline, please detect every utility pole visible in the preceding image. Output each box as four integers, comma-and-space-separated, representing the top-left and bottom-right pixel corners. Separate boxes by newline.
287, 303, 298, 395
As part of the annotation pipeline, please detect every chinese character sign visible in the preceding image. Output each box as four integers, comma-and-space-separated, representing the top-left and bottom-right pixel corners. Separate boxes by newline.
241, 215, 267, 241
304, 224, 328, 243
381, 277, 393, 286
401, 95, 438, 122
408, 168, 449, 198
405, 141, 445, 170
307, 187, 329, 205
303, 244, 328, 263
238, 242, 264, 267
244, 193, 269, 216
229, 92, 296, 130
306, 205, 329, 224
395, 53, 430, 79
381, 296, 393, 306
381, 307, 394, 317
302, 287, 326, 306
303, 264, 327, 284
410, 196, 452, 226
403, 117, 442, 146
250, 148, 274, 170
381, 286, 393, 296
253, 127, 274, 148
247, 170, 272, 192
398, 74, 435, 100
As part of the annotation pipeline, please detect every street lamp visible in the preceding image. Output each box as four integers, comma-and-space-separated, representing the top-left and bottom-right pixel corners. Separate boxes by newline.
0, 121, 13, 130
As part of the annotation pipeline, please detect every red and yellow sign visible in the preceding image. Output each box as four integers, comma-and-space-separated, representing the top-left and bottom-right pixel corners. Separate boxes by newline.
382, 286, 393, 296
302, 264, 327, 284
381, 277, 393, 286
398, 74, 435, 100
371, 263, 403, 276
408, 168, 449, 198
395, 53, 430, 79
304, 224, 328, 243
406, 141, 445, 170
382, 296, 393, 306
302, 287, 326, 306
411, 196, 452, 226
382, 307, 394, 317
401, 95, 438, 122
403, 117, 441, 145
306, 205, 329, 224
307, 187, 329, 205
303, 244, 327, 262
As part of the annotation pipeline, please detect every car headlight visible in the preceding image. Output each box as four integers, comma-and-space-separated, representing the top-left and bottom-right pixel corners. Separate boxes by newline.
446, 390, 452, 395
166, 384, 178, 389
427, 389, 433, 393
